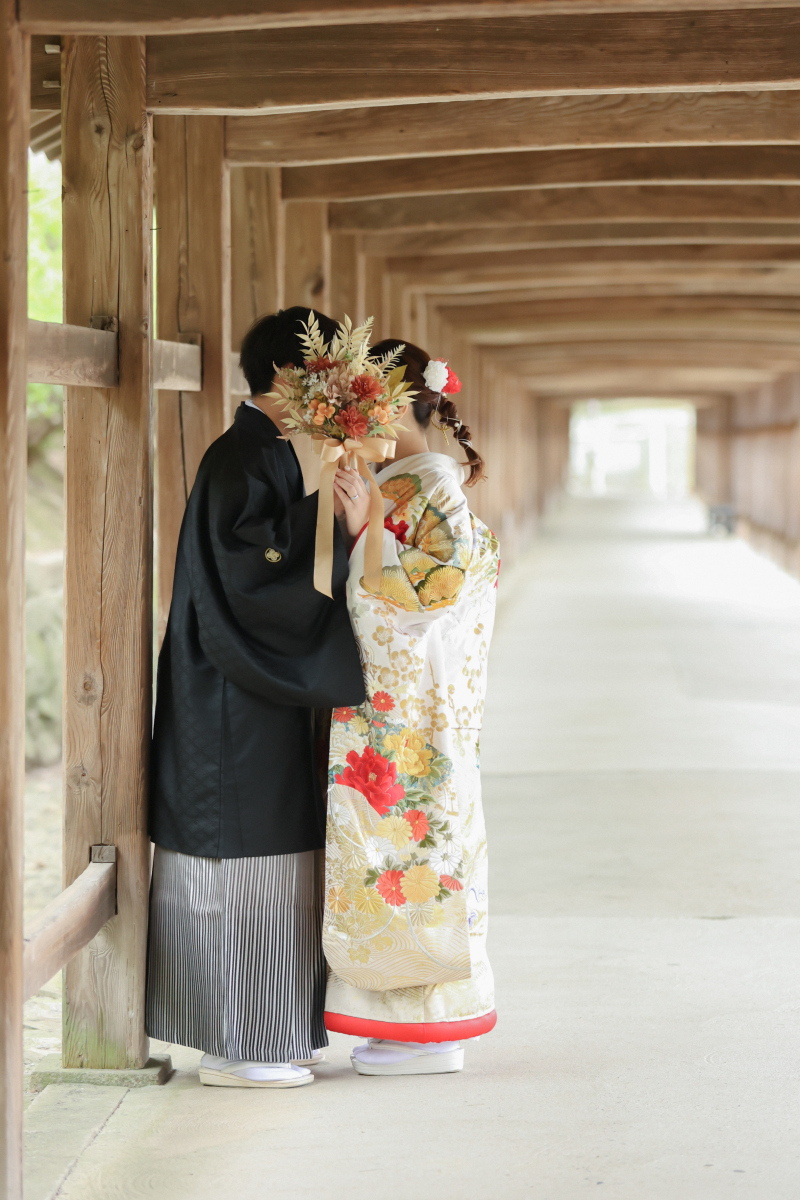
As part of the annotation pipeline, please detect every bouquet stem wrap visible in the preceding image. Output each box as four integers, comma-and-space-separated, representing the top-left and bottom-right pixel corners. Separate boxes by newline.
314, 436, 395, 598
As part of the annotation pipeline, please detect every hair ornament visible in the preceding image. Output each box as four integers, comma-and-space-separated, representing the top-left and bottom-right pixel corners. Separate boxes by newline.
423, 358, 449, 393
423, 357, 462, 395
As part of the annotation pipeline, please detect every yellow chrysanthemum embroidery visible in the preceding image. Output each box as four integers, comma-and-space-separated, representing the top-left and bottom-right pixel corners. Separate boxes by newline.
400, 864, 441, 904
376, 813, 413, 850
348, 945, 370, 963
327, 886, 350, 914
341, 845, 367, 872
375, 566, 422, 611
418, 565, 465, 608
383, 729, 432, 777
353, 886, 385, 915
399, 547, 438, 587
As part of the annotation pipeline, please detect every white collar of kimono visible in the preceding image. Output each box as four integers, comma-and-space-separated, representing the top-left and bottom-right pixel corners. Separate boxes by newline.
245, 398, 266, 415
375, 450, 466, 487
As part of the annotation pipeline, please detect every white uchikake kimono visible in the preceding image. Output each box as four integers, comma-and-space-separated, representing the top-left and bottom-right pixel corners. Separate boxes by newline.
323, 451, 500, 1035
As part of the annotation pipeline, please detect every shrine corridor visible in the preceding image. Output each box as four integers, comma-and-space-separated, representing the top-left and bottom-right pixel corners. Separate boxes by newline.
25, 496, 800, 1199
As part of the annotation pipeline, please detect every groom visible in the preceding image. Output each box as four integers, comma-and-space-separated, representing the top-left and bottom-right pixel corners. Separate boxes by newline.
146, 306, 365, 1088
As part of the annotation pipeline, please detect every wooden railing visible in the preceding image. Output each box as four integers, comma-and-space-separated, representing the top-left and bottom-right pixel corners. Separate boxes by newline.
23, 848, 117, 1002
18, 321, 250, 999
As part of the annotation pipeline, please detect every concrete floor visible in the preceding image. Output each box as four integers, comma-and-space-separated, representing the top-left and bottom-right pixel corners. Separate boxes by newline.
24, 496, 800, 1199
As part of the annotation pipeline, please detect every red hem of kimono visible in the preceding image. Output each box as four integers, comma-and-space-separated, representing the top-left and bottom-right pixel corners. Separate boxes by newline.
324, 1009, 497, 1042
348, 525, 369, 560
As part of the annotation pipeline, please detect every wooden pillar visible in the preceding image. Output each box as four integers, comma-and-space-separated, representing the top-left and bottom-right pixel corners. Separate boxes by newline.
283, 200, 329, 312
230, 166, 284, 350
154, 115, 231, 635
281, 200, 329, 491
0, 5, 28, 1194
329, 231, 358, 326
62, 35, 153, 1071
358, 253, 386, 339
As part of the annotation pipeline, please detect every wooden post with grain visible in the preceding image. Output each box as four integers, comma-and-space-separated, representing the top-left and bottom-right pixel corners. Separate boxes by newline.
0, 5, 28, 1196
154, 114, 231, 633
61, 34, 153, 1071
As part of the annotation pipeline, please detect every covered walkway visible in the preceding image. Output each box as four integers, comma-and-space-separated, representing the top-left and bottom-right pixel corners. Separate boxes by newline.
24, 496, 800, 1198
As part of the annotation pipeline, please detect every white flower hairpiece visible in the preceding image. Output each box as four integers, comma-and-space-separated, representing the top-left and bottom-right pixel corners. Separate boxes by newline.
423, 359, 450, 394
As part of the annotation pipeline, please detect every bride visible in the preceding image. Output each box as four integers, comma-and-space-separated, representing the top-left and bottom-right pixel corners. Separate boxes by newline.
323, 339, 500, 1076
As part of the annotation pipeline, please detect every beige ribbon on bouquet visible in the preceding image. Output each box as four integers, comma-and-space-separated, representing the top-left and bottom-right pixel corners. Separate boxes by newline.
313, 436, 396, 598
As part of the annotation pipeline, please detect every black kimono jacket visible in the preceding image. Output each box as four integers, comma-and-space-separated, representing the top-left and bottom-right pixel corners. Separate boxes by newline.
149, 402, 365, 859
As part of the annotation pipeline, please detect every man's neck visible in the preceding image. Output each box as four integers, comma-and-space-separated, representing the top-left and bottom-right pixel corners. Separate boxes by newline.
249, 393, 285, 430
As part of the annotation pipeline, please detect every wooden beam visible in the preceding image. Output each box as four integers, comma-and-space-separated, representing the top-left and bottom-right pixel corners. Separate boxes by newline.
230, 165, 283, 350
330, 185, 800, 230
62, 34, 152, 1072
23, 855, 117, 1002
27, 319, 117, 386
387, 243, 800, 278
393, 263, 800, 301
29, 109, 61, 158
19, 0, 800, 38
146, 12, 800, 114
30, 35, 61, 110
26, 320, 201, 389
495, 341, 800, 371
155, 115, 230, 635
0, 9, 29, 1198
517, 365, 780, 391
432, 298, 800, 345
226, 91, 800, 167
284, 146, 800, 202
152, 337, 202, 390
360, 221, 800, 256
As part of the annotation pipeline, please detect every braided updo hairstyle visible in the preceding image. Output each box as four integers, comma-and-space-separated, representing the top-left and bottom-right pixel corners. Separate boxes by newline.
370, 339, 486, 486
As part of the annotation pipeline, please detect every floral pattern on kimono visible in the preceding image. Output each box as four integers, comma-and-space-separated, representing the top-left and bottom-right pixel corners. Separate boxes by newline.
324, 452, 499, 1025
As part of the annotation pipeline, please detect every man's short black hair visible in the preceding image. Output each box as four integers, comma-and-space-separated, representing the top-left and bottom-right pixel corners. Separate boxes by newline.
239, 306, 340, 397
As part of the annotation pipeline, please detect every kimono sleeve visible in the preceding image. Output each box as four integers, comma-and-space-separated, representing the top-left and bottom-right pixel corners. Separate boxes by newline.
354, 470, 473, 630
188, 440, 364, 708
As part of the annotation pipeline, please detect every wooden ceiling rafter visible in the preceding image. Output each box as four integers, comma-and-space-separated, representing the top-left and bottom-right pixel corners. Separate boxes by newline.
359, 222, 800, 255
282, 146, 800, 202
225, 92, 800, 166
20, 0, 800, 36
329, 185, 800, 231
142, 11, 800, 115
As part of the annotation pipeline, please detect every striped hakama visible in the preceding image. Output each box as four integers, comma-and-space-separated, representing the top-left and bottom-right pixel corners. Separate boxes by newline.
146, 846, 328, 1063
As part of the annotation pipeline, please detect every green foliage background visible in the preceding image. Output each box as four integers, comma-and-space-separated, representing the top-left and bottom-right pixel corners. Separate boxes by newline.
28, 150, 63, 424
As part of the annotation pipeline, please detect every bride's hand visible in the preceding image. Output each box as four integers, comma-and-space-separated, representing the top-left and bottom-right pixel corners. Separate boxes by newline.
333, 467, 372, 539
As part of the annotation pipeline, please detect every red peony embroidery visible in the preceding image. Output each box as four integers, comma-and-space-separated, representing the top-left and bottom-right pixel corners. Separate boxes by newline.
384, 516, 410, 544
375, 869, 406, 906
335, 746, 405, 816
403, 809, 429, 841
439, 875, 463, 891
372, 691, 395, 713
334, 405, 369, 439
333, 707, 355, 723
